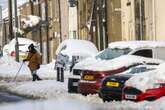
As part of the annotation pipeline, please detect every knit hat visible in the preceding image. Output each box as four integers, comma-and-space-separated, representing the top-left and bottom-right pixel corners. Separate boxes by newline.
28, 43, 34, 49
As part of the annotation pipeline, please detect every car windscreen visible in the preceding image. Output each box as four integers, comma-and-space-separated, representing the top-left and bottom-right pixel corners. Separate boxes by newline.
95, 48, 132, 60
128, 66, 156, 74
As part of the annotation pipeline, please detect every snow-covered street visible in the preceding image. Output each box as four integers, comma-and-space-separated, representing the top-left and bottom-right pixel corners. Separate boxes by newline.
0, 55, 165, 110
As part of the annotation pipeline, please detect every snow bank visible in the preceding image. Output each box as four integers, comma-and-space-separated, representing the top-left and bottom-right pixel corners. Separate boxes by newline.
3, 37, 38, 56
0, 55, 30, 78
74, 55, 163, 71
0, 99, 93, 110
1, 95, 165, 110
109, 41, 165, 49
0, 55, 65, 80
8, 80, 67, 99
5, 79, 101, 102
56, 39, 98, 57
126, 62, 165, 92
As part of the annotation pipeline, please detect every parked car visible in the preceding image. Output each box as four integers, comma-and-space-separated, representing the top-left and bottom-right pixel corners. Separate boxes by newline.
77, 55, 163, 95
123, 84, 165, 102
55, 39, 98, 70
70, 41, 165, 93
54, 39, 98, 93
123, 62, 165, 102
99, 64, 158, 102
3, 38, 39, 61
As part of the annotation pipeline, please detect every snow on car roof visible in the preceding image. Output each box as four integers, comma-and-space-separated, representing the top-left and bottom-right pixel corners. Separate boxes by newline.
125, 62, 165, 92
108, 41, 165, 49
56, 39, 98, 57
74, 55, 163, 71
12, 38, 37, 45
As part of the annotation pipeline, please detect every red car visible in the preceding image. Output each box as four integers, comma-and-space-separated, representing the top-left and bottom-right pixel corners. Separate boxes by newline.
123, 83, 165, 101
77, 55, 163, 95
78, 66, 130, 95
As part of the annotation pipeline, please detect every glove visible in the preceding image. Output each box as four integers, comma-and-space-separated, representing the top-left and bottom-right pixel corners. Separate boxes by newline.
23, 59, 27, 62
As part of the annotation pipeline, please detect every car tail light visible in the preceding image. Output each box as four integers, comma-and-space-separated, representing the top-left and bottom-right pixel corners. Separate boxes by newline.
94, 73, 106, 80
10, 51, 16, 57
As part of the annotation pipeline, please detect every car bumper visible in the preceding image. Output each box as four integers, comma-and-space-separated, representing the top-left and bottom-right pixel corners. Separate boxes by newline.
78, 80, 101, 94
100, 87, 122, 101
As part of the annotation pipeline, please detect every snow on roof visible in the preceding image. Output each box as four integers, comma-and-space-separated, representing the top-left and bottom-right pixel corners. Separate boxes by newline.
21, 15, 41, 29
108, 41, 165, 49
74, 55, 163, 71
3, 38, 38, 55
56, 39, 98, 57
12, 37, 37, 45
125, 62, 165, 92
2, 0, 29, 19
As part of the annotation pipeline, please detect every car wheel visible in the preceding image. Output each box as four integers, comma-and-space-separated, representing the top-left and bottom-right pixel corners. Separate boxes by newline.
102, 98, 113, 102
82, 93, 88, 96
68, 78, 79, 93
145, 97, 156, 101
98, 92, 102, 98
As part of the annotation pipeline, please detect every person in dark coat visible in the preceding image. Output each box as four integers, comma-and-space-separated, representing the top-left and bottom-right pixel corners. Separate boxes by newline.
23, 44, 42, 81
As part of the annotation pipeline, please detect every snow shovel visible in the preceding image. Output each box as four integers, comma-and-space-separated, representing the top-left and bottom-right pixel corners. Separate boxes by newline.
12, 62, 24, 82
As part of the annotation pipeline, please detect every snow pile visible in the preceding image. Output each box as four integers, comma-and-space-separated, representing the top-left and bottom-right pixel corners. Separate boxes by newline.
0, 99, 93, 110
109, 41, 165, 49
0, 55, 31, 78
1, 95, 165, 110
74, 55, 163, 71
126, 62, 165, 92
0, 55, 61, 80
21, 15, 41, 29
56, 39, 98, 57
7, 80, 67, 99
3, 37, 38, 56
73, 57, 100, 70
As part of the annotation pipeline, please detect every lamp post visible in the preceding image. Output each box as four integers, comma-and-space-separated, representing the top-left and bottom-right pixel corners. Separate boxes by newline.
45, 0, 50, 63
8, 0, 14, 40
58, 0, 62, 42
14, 0, 19, 62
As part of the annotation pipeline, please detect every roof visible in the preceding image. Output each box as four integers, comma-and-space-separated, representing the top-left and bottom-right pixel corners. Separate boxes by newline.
108, 41, 165, 49
56, 39, 98, 57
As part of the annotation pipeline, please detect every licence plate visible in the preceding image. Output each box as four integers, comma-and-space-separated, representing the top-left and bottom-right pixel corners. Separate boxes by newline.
125, 94, 137, 100
84, 75, 94, 80
106, 82, 119, 87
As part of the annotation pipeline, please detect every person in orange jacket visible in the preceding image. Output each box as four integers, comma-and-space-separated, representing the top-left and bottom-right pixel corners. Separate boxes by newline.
23, 44, 42, 81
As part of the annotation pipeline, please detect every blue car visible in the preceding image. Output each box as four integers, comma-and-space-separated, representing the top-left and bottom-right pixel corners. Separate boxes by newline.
99, 64, 158, 102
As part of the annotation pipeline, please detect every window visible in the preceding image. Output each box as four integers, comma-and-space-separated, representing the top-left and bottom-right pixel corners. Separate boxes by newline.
129, 66, 155, 74
133, 49, 153, 58
96, 48, 132, 60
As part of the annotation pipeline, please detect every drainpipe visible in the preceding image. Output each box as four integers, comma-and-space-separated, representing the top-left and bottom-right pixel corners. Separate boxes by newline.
8, 0, 14, 40
139, 0, 143, 40
152, 0, 156, 40
14, 0, 19, 62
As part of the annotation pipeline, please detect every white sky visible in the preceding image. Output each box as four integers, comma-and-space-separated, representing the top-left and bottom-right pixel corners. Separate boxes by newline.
0, 0, 29, 10
0, 0, 7, 10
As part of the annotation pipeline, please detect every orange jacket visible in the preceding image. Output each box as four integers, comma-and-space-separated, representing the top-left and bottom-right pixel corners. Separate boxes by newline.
26, 52, 41, 71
